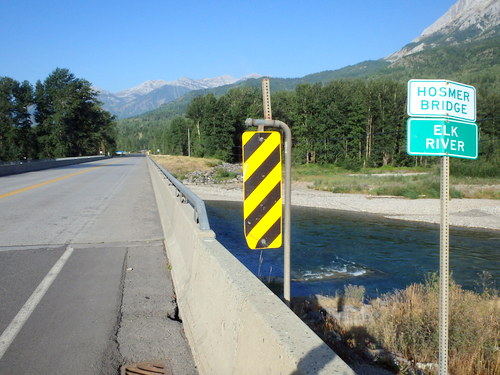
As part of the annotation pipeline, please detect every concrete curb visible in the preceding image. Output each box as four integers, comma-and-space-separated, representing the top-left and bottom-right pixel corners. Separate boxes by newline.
148, 158, 356, 375
117, 243, 198, 374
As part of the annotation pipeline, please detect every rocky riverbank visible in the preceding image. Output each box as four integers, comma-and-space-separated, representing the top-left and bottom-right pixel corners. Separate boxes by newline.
187, 181, 500, 231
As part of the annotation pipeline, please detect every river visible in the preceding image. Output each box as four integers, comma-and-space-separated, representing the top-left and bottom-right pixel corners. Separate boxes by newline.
205, 200, 499, 298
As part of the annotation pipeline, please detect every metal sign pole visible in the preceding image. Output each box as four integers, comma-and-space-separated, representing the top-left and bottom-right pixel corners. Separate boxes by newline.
254, 78, 291, 306
262, 78, 272, 121
439, 155, 450, 375
282, 125, 292, 307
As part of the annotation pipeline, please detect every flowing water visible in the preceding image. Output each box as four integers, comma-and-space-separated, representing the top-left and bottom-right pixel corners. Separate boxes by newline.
205, 200, 499, 298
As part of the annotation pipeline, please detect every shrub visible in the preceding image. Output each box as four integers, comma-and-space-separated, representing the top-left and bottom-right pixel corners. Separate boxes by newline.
338, 157, 363, 172
343, 284, 366, 307
451, 158, 500, 178
214, 167, 238, 182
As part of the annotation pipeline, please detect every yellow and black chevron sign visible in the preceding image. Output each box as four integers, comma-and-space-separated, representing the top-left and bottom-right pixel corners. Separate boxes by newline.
242, 131, 282, 249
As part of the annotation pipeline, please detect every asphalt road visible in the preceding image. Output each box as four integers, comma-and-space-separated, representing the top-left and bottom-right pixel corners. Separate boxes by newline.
0, 156, 198, 374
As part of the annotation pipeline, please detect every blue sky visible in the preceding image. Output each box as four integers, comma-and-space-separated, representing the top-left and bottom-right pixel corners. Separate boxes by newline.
1, 0, 456, 93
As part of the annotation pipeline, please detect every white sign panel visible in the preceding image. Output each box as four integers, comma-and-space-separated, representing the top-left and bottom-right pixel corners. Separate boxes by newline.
407, 79, 476, 122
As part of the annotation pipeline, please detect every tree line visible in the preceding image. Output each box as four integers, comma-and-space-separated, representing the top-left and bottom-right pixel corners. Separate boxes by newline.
0, 68, 116, 162
128, 79, 497, 170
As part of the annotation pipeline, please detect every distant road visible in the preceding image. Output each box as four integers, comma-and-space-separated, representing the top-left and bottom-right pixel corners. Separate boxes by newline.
0, 156, 178, 374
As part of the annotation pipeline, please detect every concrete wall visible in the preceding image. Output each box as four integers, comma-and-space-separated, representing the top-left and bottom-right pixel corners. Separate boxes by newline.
0, 156, 110, 177
148, 158, 356, 375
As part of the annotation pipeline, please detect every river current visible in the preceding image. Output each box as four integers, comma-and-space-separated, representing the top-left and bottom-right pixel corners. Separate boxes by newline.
205, 200, 499, 298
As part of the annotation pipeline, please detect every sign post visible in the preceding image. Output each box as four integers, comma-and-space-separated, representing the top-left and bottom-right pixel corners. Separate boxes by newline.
407, 79, 478, 375
439, 155, 450, 375
243, 78, 292, 306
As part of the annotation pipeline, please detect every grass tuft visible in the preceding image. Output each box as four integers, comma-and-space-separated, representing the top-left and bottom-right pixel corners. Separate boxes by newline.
342, 284, 366, 308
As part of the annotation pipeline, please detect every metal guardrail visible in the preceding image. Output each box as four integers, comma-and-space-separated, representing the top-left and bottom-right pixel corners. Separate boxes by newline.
149, 156, 211, 231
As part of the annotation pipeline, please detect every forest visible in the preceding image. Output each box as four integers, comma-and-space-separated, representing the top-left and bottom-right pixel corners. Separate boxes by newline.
117, 79, 498, 172
0, 68, 116, 162
117, 34, 499, 174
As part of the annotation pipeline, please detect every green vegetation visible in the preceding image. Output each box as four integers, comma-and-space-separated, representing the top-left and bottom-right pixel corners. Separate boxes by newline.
451, 158, 500, 178
117, 78, 497, 176
293, 163, 499, 199
213, 167, 238, 182
310, 174, 465, 199
0, 68, 116, 162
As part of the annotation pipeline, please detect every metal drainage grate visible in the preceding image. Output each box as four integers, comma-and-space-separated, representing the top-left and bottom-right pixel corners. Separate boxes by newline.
121, 361, 171, 375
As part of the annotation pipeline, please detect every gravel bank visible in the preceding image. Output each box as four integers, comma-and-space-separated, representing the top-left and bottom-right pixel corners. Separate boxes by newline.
187, 182, 500, 230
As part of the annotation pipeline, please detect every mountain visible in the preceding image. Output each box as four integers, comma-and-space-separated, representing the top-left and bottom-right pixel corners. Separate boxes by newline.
104, 85, 192, 119
99, 74, 262, 118
166, 74, 262, 90
387, 0, 499, 61
118, 0, 499, 123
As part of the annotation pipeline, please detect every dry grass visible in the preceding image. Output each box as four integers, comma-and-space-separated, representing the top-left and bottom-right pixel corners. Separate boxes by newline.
151, 155, 221, 179
367, 276, 499, 375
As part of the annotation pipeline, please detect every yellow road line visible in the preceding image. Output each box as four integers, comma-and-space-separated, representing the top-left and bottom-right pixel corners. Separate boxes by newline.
0, 159, 121, 200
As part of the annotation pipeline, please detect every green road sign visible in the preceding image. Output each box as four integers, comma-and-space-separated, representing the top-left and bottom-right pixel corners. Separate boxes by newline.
407, 118, 478, 159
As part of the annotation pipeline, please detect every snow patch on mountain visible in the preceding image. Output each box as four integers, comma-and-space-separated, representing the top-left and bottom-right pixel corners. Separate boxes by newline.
167, 75, 236, 90
114, 80, 170, 98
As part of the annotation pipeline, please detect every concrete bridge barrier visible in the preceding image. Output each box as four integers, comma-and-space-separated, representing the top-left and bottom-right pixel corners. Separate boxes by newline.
0, 155, 110, 176
148, 158, 356, 375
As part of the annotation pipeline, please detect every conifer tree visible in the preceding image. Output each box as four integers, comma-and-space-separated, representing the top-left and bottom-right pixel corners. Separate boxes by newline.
0, 77, 35, 161
34, 68, 116, 158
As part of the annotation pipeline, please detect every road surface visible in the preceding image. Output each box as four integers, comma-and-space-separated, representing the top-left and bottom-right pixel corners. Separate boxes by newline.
0, 156, 197, 374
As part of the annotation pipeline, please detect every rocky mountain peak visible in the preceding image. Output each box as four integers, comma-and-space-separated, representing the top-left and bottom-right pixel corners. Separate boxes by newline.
387, 0, 499, 61
419, 0, 499, 39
